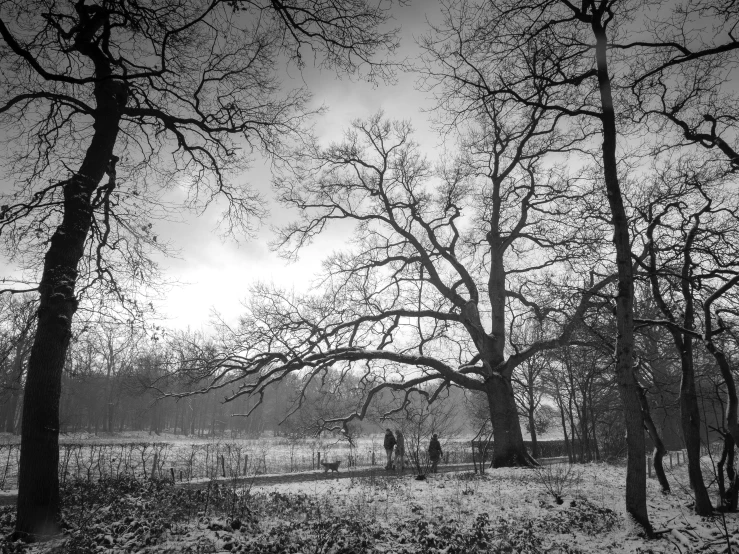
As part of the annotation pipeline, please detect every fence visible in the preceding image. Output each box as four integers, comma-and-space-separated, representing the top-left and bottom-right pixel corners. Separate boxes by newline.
646, 442, 724, 478
0, 439, 476, 490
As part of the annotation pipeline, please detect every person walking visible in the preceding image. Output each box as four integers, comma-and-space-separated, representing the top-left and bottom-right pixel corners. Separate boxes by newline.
395, 429, 405, 473
428, 433, 443, 474
384, 429, 396, 470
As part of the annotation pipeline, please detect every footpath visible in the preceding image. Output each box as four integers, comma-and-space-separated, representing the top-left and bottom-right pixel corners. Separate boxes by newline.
0, 458, 569, 506
0, 463, 483, 506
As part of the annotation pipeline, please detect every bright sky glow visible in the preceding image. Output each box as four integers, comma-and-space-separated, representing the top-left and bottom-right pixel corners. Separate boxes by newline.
146, 1, 444, 329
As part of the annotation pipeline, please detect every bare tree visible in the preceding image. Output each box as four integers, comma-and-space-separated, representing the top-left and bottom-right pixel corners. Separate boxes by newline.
179, 111, 614, 471
0, 0, 399, 540
632, 159, 739, 509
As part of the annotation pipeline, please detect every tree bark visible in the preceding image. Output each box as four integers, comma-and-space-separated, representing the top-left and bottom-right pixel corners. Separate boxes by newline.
14, 76, 127, 540
636, 381, 670, 493
679, 341, 713, 514
482, 234, 534, 467
704, 276, 739, 511
717, 433, 737, 511
591, 19, 652, 534
486, 375, 536, 467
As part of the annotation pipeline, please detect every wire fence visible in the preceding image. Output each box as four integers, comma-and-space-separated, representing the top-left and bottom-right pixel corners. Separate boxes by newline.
0, 439, 477, 490
3, 438, 720, 490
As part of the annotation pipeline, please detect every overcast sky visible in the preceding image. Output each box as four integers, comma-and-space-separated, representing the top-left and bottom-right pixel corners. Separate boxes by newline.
0, 1, 447, 330
144, 1, 444, 329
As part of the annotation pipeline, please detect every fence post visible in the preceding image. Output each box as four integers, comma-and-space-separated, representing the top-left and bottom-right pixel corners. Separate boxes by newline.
647, 456, 652, 478
371, 451, 375, 466
669, 452, 673, 468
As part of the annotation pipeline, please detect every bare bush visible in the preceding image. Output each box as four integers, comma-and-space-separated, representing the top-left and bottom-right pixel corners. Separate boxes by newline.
533, 463, 582, 504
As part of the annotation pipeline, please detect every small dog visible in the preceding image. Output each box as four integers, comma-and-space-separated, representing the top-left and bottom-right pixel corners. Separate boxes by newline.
321, 460, 341, 473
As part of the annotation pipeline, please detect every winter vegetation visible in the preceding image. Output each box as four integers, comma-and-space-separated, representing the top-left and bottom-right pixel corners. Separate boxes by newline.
1, 0, 739, 551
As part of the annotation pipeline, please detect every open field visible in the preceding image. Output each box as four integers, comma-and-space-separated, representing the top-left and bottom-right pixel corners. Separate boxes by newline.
0, 433, 479, 492
1, 458, 737, 553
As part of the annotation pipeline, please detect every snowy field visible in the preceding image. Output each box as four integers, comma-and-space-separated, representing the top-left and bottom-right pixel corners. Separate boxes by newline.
2, 458, 737, 553
0, 433, 476, 492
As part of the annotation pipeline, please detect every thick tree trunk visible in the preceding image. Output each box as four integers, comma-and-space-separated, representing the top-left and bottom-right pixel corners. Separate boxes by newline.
486, 376, 536, 467
14, 77, 127, 540
591, 22, 652, 535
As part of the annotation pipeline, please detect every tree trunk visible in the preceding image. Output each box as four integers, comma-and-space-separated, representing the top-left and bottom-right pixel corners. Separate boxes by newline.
5, 390, 19, 434
680, 343, 713, 514
5, 340, 26, 434
636, 381, 670, 493
588, 389, 601, 461
703, 281, 739, 511
717, 433, 737, 511
580, 391, 590, 462
528, 406, 540, 458
13, 76, 128, 540
591, 20, 652, 535
568, 394, 579, 462
555, 391, 573, 463
104, 349, 115, 434
486, 376, 535, 467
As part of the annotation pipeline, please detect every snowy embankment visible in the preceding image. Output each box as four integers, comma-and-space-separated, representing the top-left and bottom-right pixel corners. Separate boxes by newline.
1, 460, 737, 553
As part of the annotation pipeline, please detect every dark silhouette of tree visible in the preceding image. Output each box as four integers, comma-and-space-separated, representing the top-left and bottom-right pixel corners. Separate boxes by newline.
0, 0, 399, 540
415, 0, 739, 530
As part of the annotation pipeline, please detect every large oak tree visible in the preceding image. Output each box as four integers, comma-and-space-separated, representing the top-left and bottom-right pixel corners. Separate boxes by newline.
187, 111, 613, 468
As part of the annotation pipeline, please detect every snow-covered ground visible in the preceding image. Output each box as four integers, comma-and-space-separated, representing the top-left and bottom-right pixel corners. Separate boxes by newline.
237, 462, 737, 553
3, 457, 737, 553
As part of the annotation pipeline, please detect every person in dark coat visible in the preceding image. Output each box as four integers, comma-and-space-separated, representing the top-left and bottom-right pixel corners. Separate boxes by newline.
384, 429, 396, 470
428, 433, 443, 473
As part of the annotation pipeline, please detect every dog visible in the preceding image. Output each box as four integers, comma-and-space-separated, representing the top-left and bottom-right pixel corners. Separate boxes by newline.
321, 460, 341, 473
